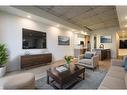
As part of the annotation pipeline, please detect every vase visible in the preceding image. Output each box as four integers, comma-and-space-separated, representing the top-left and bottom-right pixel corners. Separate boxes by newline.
0, 66, 6, 77
65, 63, 70, 69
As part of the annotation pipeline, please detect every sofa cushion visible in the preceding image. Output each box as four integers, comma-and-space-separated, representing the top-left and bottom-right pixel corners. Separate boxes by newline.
90, 51, 97, 55
79, 59, 92, 64
125, 73, 127, 88
100, 76, 126, 89
123, 57, 127, 67
3, 73, 35, 89
84, 53, 93, 59
125, 65, 127, 71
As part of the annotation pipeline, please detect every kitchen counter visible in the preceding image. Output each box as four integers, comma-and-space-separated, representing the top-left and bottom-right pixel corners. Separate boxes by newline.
92, 49, 111, 60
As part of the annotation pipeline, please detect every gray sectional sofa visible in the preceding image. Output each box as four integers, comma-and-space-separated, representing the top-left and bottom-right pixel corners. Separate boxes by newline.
99, 58, 127, 89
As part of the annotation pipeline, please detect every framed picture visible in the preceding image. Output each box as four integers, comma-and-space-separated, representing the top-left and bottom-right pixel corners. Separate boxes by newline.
58, 36, 70, 45
100, 36, 112, 43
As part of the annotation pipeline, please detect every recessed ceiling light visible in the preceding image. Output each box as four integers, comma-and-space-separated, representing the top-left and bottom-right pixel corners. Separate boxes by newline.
80, 31, 83, 34
75, 31, 79, 33
27, 15, 31, 18
56, 25, 60, 27
124, 24, 127, 27
125, 16, 127, 19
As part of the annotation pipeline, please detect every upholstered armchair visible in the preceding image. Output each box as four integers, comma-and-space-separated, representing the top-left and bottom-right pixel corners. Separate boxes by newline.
77, 51, 99, 70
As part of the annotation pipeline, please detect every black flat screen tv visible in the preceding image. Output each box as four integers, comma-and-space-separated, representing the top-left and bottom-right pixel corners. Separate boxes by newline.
22, 28, 46, 49
119, 40, 127, 49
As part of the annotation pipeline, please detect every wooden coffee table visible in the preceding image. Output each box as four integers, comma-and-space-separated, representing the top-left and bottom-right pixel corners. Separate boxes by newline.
47, 64, 85, 89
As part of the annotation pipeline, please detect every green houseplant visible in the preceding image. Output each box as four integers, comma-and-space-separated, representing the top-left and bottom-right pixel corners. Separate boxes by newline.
0, 44, 8, 77
64, 56, 73, 68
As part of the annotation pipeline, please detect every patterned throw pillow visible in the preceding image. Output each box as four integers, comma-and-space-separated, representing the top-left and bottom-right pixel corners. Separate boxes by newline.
125, 65, 127, 71
84, 53, 94, 59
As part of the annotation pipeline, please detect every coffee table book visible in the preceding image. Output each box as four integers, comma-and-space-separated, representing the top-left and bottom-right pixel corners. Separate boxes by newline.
55, 66, 68, 72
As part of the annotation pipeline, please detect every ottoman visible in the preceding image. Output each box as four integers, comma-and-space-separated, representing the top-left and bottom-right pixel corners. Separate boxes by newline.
3, 73, 35, 89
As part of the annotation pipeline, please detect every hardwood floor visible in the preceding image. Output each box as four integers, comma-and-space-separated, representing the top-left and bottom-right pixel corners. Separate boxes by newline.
98, 59, 111, 71
3, 59, 111, 80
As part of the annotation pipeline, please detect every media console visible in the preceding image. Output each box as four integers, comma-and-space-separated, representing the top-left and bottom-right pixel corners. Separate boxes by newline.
21, 53, 52, 69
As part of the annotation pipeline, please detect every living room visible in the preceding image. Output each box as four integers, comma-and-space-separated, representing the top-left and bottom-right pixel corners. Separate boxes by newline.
0, 6, 127, 90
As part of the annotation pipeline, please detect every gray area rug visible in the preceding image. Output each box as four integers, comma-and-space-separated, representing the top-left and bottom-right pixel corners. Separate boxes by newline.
36, 69, 107, 89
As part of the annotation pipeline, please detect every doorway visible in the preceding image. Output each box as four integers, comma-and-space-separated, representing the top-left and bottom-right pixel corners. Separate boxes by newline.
84, 35, 90, 51
94, 36, 97, 49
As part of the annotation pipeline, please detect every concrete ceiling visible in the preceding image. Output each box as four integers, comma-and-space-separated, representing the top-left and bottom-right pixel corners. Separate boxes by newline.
116, 6, 127, 29
116, 6, 127, 38
118, 31, 127, 38
36, 6, 119, 31
0, 6, 81, 31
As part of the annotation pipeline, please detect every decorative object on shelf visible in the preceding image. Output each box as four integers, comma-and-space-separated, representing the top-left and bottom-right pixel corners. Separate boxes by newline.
64, 56, 73, 68
100, 35, 112, 43
99, 44, 104, 49
42, 49, 49, 54
0, 44, 8, 77
58, 36, 70, 45
24, 51, 30, 55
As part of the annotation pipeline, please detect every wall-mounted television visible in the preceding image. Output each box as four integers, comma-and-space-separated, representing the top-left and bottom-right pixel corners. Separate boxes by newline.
22, 28, 46, 49
119, 40, 127, 49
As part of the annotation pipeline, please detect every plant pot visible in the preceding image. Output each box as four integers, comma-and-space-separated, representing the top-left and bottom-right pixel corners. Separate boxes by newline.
0, 66, 6, 77
65, 63, 70, 69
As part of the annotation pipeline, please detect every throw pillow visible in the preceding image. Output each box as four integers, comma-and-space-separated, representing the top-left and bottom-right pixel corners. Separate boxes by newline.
125, 65, 127, 71
123, 57, 127, 67
84, 53, 93, 59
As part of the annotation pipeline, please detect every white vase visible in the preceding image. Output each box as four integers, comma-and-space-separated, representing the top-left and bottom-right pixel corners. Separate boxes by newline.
65, 63, 70, 69
0, 66, 6, 77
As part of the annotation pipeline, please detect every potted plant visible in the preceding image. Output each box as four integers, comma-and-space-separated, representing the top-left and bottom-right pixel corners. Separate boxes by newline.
64, 56, 73, 68
0, 44, 8, 77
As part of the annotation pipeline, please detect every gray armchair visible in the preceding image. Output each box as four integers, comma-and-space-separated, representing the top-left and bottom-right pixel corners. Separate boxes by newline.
77, 51, 99, 70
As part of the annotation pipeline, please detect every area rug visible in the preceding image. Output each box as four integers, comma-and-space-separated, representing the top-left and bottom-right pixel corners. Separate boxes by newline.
36, 69, 107, 89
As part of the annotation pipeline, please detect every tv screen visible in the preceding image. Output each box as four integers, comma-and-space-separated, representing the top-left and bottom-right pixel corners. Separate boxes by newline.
119, 40, 127, 49
22, 28, 46, 49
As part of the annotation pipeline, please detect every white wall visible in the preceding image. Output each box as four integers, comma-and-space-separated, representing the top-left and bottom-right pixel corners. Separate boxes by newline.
118, 34, 127, 56
0, 11, 74, 72
116, 32, 120, 57
116, 6, 127, 56
91, 27, 119, 58
74, 34, 84, 48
